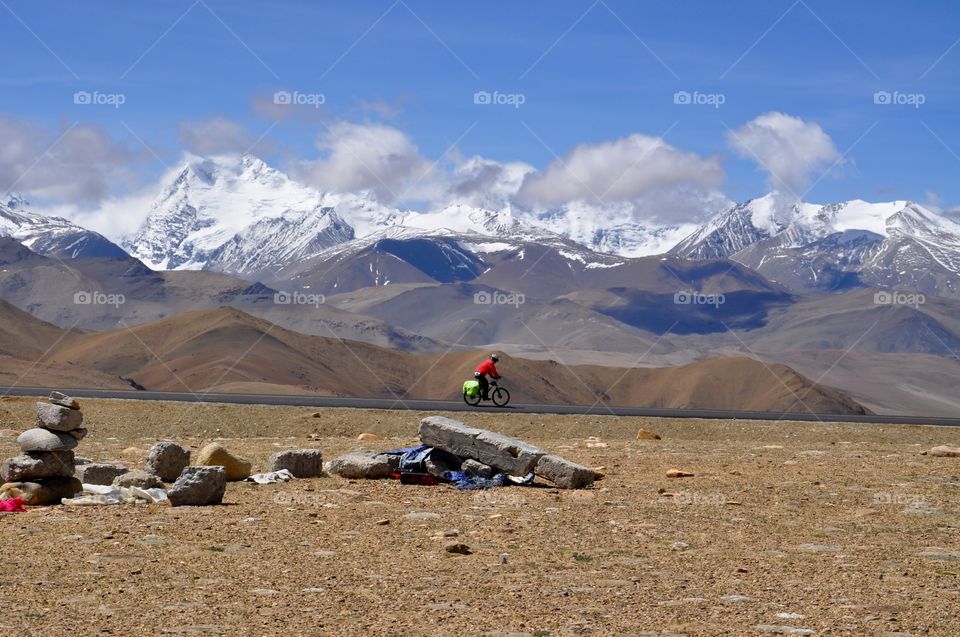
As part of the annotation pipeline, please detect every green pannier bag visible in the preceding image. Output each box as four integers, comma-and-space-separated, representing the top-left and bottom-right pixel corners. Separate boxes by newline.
463, 380, 480, 397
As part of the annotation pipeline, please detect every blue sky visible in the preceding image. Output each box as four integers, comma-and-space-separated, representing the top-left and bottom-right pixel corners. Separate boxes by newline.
2, 0, 960, 212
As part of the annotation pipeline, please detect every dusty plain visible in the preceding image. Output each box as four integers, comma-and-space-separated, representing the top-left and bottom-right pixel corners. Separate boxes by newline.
0, 396, 958, 636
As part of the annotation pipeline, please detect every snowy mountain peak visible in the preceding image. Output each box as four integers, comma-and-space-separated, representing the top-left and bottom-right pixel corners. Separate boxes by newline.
126, 154, 357, 274
0, 196, 128, 260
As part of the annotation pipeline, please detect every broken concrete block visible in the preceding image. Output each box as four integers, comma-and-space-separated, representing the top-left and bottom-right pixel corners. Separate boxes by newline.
325, 452, 392, 479
75, 463, 129, 486
267, 449, 324, 478
535, 454, 596, 489
168, 466, 226, 506
418, 416, 544, 476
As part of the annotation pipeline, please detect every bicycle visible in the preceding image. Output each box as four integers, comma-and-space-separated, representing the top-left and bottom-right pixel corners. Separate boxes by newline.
463, 378, 510, 407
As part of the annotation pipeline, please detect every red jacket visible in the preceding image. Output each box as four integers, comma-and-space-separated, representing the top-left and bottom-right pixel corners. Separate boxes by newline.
475, 359, 500, 379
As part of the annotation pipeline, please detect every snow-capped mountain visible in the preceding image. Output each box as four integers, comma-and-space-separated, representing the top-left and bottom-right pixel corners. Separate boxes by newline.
673, 193, 960, 296
0, 194, 128, 259
124, 155, 356, 277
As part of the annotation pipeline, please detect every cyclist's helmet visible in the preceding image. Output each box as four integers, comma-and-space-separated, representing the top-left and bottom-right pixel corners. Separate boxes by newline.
474, 371, 482, 378
490, 354, 499, 362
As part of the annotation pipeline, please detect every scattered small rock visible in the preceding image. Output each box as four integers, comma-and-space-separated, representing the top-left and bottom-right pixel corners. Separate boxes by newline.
146, 442, 191, 482
666, 469, 695, 478
929, 445, 960, 457
357, 432, 384, 442
167, 466, 226, 506
445, 542, 472, 555
636, 428, 661, 440
195, 443, 252, 481
268, 449, 324, 477
75, 463, 128, 486
113, 470, 163, 490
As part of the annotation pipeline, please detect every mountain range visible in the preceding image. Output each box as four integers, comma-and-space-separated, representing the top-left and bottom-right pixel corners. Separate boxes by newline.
4, 153, 957, 300
4, 153, 960, 417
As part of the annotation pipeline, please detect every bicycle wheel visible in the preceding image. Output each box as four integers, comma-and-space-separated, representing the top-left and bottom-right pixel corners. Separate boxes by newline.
463, 390, 482, 406
491, 386, 510, 407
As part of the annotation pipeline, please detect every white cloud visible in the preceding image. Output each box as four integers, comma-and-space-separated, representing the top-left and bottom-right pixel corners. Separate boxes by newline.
515, 133, 724, 208
0, 115, 136, 203
726, 112, 840, 198
178, 117, 255, 156
294, 121, 436, 202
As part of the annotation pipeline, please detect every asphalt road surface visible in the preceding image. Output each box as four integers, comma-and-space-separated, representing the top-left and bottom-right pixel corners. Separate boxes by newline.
4, 386, 960, 427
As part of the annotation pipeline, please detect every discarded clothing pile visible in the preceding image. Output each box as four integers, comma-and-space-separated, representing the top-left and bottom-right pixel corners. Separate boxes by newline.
245, 469, 296, 484
62, 484, 168, 506
324, 416, 597, 490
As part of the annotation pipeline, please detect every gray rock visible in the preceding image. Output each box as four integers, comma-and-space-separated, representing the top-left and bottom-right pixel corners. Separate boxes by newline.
267, 449, 324, 478
462, 458, 496, 479
325, 452, 392, 479
49, 391, 80, 409
1, 450, 75, 481
17, 427, 78, 452
168, 466, 226, 506
424, 449, 462, 479
112, 469, 163, 489
535, 454, 596, 489
35, 402, 83, 432
75, 457, 93, 466
75, 463, 129, 486
65, 428, 88, 441
418, 416, 544, 476
146, 441, 191, 482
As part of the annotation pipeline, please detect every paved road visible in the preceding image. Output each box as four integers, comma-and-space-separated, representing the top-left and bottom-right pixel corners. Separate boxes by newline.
4, 386, 959, 427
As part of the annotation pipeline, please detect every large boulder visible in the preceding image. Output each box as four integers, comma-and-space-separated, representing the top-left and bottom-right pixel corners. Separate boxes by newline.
1, 450, 75, 482
168, 466, 226, 506
35, 402, 83, 432
535, 454, 596, 489
325, 452, 392, 479
0, 477, 82, 505
418, 416, 544, 476
146, 442, 191, 482
195, 443, 251, 481
267, 449, 323, 478
75, 463, 129, 486
113, 470, 163, 490
17, 428, 78, 452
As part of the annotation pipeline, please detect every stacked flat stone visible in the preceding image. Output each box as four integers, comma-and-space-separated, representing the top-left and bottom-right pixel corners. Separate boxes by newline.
0, 392, 84, 505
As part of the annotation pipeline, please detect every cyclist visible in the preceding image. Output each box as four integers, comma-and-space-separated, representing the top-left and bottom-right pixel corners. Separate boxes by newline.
474, 354, 501, 401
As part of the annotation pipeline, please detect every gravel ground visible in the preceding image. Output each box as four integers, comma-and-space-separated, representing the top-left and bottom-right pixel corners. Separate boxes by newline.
0, 396, 958, 636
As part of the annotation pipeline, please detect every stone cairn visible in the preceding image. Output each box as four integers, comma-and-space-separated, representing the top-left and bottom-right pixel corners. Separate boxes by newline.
0, 392, 85, 505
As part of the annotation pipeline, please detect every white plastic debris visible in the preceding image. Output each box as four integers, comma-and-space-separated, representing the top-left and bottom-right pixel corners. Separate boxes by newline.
61, 483, 168, 506
245, 469, 296, 484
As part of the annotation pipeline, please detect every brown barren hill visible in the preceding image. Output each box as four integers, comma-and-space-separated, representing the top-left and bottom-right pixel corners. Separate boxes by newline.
27, 306, 869, 414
